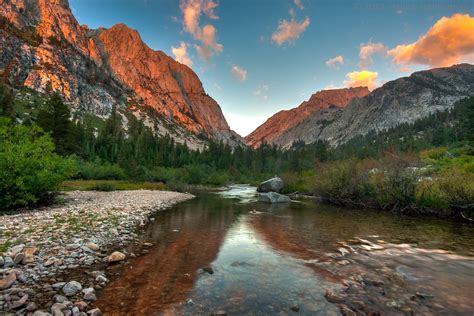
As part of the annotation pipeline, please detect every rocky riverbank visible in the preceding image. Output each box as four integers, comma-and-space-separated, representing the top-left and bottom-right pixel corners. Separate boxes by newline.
0, 190, 193, 315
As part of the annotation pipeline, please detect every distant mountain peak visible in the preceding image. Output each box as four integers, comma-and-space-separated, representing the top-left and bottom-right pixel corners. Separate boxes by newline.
245, 86, 370, 147
262, 64, 474, 149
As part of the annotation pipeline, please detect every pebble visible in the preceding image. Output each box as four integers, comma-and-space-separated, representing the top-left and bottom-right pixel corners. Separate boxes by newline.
52, 282, 66, 290
14, 253, 25, 265
290, 305, 300, 312
83, 292, 96, 301
73, 301, 88, 311
3, 256, 14, 268
87, 308, 102, 316
85, 243, 99, 251
0, 273, 17, 290
202, 266, 214, 274
0, 191, 193, 313
10, 293, 28, 309
107, 251, 126, 263
62, 281, 82, 296
415, 292, 434, 299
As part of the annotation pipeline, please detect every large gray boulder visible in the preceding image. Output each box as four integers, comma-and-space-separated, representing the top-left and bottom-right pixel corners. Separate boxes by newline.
258, 192, 291, 203
257, 176, 284, 193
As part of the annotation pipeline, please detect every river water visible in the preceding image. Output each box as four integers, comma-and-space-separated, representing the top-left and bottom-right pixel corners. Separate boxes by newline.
95, 185, 474, 315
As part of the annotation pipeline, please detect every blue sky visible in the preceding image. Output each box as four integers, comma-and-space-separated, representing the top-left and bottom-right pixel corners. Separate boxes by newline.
69, 0, 474, 136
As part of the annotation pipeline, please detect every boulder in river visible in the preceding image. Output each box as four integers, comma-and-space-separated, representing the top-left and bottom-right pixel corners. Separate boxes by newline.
258, 192, 291, 203
257, 176, 284, 193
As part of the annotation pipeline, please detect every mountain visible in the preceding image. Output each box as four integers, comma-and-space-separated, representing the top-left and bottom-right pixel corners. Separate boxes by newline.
245, 87, 369, 148
248, 64, 474, 149
0, 0, 242, 149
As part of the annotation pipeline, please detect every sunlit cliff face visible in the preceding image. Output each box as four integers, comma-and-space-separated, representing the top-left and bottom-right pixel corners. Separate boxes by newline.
1, 0, 236, 143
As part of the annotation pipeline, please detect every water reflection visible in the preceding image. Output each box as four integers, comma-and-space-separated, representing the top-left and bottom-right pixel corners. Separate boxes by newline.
96, 186, 474, 315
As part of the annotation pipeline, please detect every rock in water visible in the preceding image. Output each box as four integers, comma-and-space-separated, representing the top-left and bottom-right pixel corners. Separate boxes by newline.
257, 176, 285, 193
63, 281, 82, 296
107, 251, 126, 263
258, 192, 291, 203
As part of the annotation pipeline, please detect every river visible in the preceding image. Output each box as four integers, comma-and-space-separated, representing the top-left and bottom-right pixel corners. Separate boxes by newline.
95, 185, 474, 315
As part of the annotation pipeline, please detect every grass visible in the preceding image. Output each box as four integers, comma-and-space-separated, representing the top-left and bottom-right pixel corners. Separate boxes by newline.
281, 147, 474, 219
61, 180, 167, 191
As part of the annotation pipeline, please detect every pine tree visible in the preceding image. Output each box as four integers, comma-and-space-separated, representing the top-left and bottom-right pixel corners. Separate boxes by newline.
0, 83, 15, 119
37, 93, 72, 155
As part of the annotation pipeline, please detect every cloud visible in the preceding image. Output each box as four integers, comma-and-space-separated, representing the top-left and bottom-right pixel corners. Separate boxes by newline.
180, 0, 223, 60
323, 84, 343, 90
231, 65, 247, 82
359, 41, 388, 69
272, 13, 310, 46
254, 84, 269, 101
388, 13, 474, 67
325, 55, 345, 69
344, 70, 378, 91
172, 42, 193, 67
294, 0, 304, 10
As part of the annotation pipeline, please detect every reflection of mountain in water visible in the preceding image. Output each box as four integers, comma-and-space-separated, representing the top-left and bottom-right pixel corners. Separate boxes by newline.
96, 186, 474, 315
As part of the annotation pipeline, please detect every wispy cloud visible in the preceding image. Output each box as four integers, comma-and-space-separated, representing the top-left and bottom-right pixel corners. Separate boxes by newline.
344, 70, 378, 91
388, 13, 474, 67
325, 55, 344, 69
172, 42, 193, 67
180, 0, 223, 61
254, 84, 269, 101
231, 65, 247, 82
272, 9, 310, 46
359, 41, 388, 69
294, 0, 304, 10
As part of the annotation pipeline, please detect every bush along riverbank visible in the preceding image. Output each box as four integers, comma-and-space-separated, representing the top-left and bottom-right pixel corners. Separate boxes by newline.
0, 190, 193, 315
282, 148, 474, 221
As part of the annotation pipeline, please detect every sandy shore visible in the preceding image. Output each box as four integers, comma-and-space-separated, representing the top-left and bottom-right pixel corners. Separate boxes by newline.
0, 190, 193, 315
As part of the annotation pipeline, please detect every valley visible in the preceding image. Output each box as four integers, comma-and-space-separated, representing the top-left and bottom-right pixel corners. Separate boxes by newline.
0, 0, 473, 315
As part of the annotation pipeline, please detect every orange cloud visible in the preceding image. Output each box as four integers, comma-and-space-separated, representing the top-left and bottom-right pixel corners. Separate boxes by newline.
180, 0, 222, 60
272, 13, 310, 46
389, 13, 474, 67
325, 55, 344, 69
359, 41, 387, 69
172, 42, 193, 67
344, 70, 378, 91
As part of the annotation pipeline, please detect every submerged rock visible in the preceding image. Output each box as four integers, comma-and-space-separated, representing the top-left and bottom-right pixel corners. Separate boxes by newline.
257, 176, 284, 193
107, 251, 126, 263
258, 192, 291, 203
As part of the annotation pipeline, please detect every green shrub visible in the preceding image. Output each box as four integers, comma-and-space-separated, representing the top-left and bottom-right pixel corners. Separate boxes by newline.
91, 182, 116, 191
76, 160, 126, 180
207, 171, 230, 186
0, 119, 74, 212
182, 164, 210, 185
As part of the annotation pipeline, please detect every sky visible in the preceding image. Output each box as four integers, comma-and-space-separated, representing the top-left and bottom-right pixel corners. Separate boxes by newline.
69, 0, 474, 136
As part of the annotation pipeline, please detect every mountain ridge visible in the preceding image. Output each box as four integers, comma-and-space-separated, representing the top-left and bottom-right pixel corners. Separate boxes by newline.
245, 87, 370, 147
247, 63, 474, 149
0, 0, 242, 149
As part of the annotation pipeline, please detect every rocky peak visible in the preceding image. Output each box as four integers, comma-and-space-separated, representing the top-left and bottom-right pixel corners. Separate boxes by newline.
96, 22, 229, 134
271, 63, 474, 149
0, 0, 241, 147
245, 87, 370, 148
